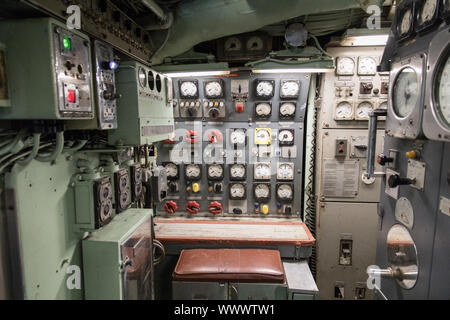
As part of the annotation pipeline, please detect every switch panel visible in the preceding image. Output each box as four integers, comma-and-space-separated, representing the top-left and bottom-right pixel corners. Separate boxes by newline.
335, 139, 348, 157
339, 239, 353, 265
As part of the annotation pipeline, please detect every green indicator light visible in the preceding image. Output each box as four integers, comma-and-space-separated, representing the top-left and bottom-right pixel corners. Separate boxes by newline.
63, 36, 71, 50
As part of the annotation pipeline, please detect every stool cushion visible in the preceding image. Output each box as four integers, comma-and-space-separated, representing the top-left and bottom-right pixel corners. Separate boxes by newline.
173, 249, 285, 283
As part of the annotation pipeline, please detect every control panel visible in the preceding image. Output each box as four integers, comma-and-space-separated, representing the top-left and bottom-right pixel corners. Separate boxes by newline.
156, 71, 311, 217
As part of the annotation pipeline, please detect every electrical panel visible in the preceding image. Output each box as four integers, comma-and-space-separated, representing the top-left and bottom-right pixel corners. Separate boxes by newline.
0, 18, 93, 119
156, 71, 310, 217
108, 61, 174, 146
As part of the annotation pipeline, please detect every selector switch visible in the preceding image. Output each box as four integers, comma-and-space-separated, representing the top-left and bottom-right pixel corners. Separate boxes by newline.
388, 174, 415, 188
377, 154, 394, 166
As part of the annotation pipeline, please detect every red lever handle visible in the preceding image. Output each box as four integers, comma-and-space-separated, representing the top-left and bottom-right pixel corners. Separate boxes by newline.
186, 201, 200, 214
208, 130, 223, 144
208, 201, 222, 215
164, 201, 178, 214
185, 130, 199, 144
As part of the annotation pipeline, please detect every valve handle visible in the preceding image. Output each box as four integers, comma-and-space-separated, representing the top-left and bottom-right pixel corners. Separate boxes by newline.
164, 201, 178, 214
185, 130, 199, 144
208, 201, 222, 215
208, 130, 223, 144
186, 201, 200, 214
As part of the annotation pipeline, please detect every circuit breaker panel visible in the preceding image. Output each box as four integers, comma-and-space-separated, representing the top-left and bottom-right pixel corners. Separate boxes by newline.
315, 45, 387, 300
155, 71, 311, 217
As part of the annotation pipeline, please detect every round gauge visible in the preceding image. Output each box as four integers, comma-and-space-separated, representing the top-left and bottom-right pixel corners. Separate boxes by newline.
246, 36, 264, 51
185, 164, 201, 180
230, 164, 246, 180
164, 163, 178, 179
379, 101, 388, 110
358, 57, 377, 75
205, 81, 223, 98
256, 80, 274, 97
230, 129, 246, 145
277, 163, 294, 181
278, 129, 294, 145
225, 37, 242, 51
356, 101, 374, 119
280, 80, 300, 98
255, 128, 271, 145
138, 67, 147, 87
280, 102, 296, 117
254, 184, 270, 200
254, 162, 271, 180
277, 184, 293, 201
207, 164, 223, 180
395, 197, 414, 230
180, 81, 198, 98
419, 0, 438, 25
435, 54, 450, 127
230, 183, 246, 199
255, 103, 272, 117
335, 101, 353, 120
399, 9, 413, 36
336, 57, 355, 75
393, 67, 419, 118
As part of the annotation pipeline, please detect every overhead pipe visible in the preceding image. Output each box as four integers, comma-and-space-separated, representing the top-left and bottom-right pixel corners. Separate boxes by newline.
150, 0, 382, 64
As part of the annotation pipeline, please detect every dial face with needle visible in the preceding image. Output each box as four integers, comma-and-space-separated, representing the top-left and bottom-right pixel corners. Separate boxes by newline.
436, 54, 450, 127
207, 164, 224, 180
185, 164, 201, 180
254, 184, 270, 200
419, 0, 438, 25
400, 9, 413, 36
230, 164, 246, 180
335, 101, 353, 120
393, 67, 419, 118
229, 183, 246, 199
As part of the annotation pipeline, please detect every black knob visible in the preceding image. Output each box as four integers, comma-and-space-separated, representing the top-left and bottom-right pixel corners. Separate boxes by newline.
388, 174, 414, 188
209, 108, 220, 119
377, 154, 394, 166
168, 181, 178, 192
65, 60, 75, 70
187, 107, 196, 117
214, 183, 223, 193
233, 208, 242, 215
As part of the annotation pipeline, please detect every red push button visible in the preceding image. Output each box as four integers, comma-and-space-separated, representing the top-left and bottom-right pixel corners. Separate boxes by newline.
236, 103, 244, 113
67, 89, 76, 103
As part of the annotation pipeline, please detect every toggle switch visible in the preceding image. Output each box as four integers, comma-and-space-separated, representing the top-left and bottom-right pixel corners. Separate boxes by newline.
377, 153, 394, 166
388, 174, 415, 188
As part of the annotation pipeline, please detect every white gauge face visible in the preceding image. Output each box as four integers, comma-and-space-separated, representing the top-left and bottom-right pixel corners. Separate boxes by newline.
164, 163, 178, 178
356, 102, 374, 119
437, 55, 450, 127
225, 37, 242, 51
185, 164, 201, 179
138, 68, 147, 87
335, 101, 353, 120
379, 101, 388, 110
278, 130, 294, 143
358, 57, 377, 75
254, 184, 270, 199
280, 81, 300, 97
420, 0, 438, 24
230, 184, 245, 198
208, 164, 223, 179
205, 81, 222, 97
395, 197, 414, 230
180, 81, 198, 97
400, 9, 412, 35
336, 57, 355, 75
230, 129, 246, 145
230, 164, 246, 179
256, 81, 274, 97
277, 163, 294, 180
280, 102, 296, 117
255, 129, 271, 144
393, 68, 419, 118
255, 103, 271, 116
254, 162, 271, 180
277, 184, 293, 199
247, 36, 264, 51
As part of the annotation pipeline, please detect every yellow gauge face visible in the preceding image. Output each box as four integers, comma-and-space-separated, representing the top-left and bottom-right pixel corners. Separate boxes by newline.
254, 128, 272, 145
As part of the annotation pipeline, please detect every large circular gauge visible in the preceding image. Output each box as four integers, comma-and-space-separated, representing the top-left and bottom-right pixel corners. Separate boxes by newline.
247, 36, 264, 51
207, 164, 224, 180
255, 102, 272, 117
230, 164, 246, 180
280, 80, 300, 98
254, 184, 270, 201
204, 80, 223, 98
180, 81, 198, 98
255, 80, 275, 98
356, 101, 374, 120
254, 162, 271, 180
358, 57, 377, 75
229, 183, 246, 200
393, 67, 419, 118
435, 53, 450, 127
399, 9, 413, 36
279, 102, 296, 118
419, 0, 438, 25
395, 197, 414, 230
164, 162, 179, 179
138, 67, 147, 87
185, 164, 201, 180
336, 57, 355, 75
225, 37, 242, 52
335, 101, 354, 120
276, 184, 293, 202
278, 129, 294, 145
230, 129, 246, 145
277, 162, 294, 181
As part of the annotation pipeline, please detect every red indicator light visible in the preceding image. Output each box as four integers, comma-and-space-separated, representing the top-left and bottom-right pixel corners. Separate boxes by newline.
67, 90, 76, 103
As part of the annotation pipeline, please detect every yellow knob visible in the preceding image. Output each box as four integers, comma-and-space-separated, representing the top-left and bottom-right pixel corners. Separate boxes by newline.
208, 186, 213, 193
192, 183, 200, 193
406, 150, 417, 159
262, 205, 269, 215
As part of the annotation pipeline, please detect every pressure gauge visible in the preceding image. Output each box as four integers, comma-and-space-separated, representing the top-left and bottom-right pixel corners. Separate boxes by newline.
395, 197, 414, 230
335, 101, 354, 120
247, 36, 264, 51
280, 80, 300, 98
254, 162, 271, 180
207, 164, 224, 180
185, 164, 201, 180
277, 162, 295, 181
418, 0, 438, 26
279, 102, 296, 118
399, 8, 413, 37
138, 67, 147, 87
358, 57, 377, 76
356, 101, 374, 120
179, 80, 198, 98
278, 129, 295, 146
164, 162, 179, 180
229, 183, 246, 200
276, 184, 294, 202
230, 164, 246, 181
225, 37, 242, 52
393, 67, 419, 118
230, 129, 246, 145
254, 184, 271, 201
336, 57, 355, 75
255, 80, 275, 99
255, 102, 272, 118
204, 80, 224, 98
435, 54, 450, 127
254, 128, 271, 145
